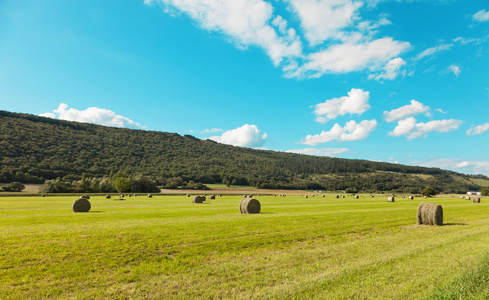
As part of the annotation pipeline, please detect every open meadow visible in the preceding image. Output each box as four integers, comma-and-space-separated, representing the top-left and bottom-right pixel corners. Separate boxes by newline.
1, 193, 489, 299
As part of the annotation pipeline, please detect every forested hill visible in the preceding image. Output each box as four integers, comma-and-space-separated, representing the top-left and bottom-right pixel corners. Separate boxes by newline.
1, 110, 487, 193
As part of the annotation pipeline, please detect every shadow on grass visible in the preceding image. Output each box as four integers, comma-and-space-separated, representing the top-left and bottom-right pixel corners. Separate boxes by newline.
443, 222, 467, 226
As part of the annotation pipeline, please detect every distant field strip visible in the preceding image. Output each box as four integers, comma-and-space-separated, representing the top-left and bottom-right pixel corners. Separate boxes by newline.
1, 195, 488, 299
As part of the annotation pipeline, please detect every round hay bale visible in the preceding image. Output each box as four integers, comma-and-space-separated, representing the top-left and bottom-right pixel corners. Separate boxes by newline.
209, 195, 216, 200
73, 198, 91, 212
41, 194, 45, 197
80, 195, 90, 200
192, 195, 205, 203
424, 196, 427, 198
417, 203, 443, 225
341, 195, 345, 198
335, 195, 339, 199
473, 197, 481, 203
408, 195, 414, 200
239, 197, 261, 214
465, 196, 471, 200
186, 194, 190, 197
387, 196, 395, 202
128, 194, 132, 197
147, 194, 152, 198
370, 195, 374, 198
354, 195, 359, 199
304, 195, 308, 198
322, 195, 325, 197
105, 194, 111, 199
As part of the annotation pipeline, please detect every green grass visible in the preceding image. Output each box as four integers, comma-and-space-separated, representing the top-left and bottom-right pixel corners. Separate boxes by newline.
1, 194, 489, 299
205, 183, 258, 189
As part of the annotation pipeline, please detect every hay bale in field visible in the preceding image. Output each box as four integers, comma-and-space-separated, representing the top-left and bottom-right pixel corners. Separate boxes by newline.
408, 196, 414, 200
186, 194, 190, 197
80, 195, 90, 200
239, 197, 261, 214
424, 196, 427, 198
147, 194, 152, 198
73, 198, 91, 212
387, 196, 395, 202
128, 194, 132, 197
465, 196, 471, 200
354, 195, 359, 199
133, 194, 137, 197
41, 194, 45, 197
192, 195, 205, 203
304, 195, 308, 198
370, 195, 374, 198
341, 195, 345, 198
105, 194, 111, 199
417, 203, 443, 225
322, 195, 325, 197
335, 195, 339, 199
473, 197, 481, 203
209, 195, 216, 200
460, 196, 464, 199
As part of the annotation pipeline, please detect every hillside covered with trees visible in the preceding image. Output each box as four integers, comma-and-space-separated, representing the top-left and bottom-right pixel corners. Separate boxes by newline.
1, 110, 487, 193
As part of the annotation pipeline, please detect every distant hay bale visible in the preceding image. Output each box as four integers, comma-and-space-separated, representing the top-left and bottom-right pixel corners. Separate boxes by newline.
192, 195, 205, 203
408, 196, 414, 200
186, 194, 190, 197
370, 195, 374, 198
387, 196, 395, 202
354, 195, 359, 199
322, 195, 325, 197
80, 195, 90, 200
105, 194, 111, 199
209, 195, 216, 199
341, 195, 345, 198
465, 196, 471, 200
417, 203, 443, 225
73, 198, 91, 212
133, 194, 137, 197
128, 194, 132, 197
424, 196, 427, 198
41, 194, 45, 197
473, 197, 481, 203
335, 195, 339, 198
304, 195, 308, 198
239, 197, 261, 214
147, 194, 152, 198
460, 196, 464, 199
311, 195, 315, 197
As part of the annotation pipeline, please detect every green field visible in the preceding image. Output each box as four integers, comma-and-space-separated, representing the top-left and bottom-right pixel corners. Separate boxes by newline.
1, 194, 489, 299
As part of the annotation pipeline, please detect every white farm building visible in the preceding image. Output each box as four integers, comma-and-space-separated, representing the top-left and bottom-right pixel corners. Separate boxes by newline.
467, 191, 482, 196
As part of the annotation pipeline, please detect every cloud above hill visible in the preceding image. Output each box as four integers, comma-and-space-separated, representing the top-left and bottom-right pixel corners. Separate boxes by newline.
314, 88, 370, 123
145, 0, 410, 78
40, 103, 143, 129
209, 124, 267, 147
302, 119, 378, 146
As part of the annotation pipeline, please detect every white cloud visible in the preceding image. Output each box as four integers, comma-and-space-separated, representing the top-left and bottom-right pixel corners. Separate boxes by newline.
467, 123, 489, 136
40, 103, 143, 129
201, 128, 223, 134
388, 118, 463, 140
383, 100, 430, 122
436, 108, 447, 114
286, 0, 363, 46
285, 147, 350, 156
453, 37, 482, 45
368, 57, 406, 81
473, 9, 489, 22
145, 0, 302, 67
298, 38, 410, 76
448, 64, 461, 77
146, 0, 409, 79
302, 119, 377, 146
209, 124, 267, 147
314, 88, 370, 123
415, 44, 452, 61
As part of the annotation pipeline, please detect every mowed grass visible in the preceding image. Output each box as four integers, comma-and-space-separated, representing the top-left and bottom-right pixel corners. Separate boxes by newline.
1, 194, 489, 299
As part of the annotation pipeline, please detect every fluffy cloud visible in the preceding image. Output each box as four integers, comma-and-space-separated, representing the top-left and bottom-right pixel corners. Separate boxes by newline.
209, 124, 267, 147
448, 64, 461, 77
285, 147, 350, 156
368, 57, 406, 81
299, 38, 410, 76
40, 103, 143, 129
286, 0, 363, 46
302, 119, 377, 146
314, 88, 370, 123
388, 117, 462, 140
146, 0, 409, 78
415, 44, 452, 61
145, 0, 302, 67
383, 100, 430, 122
467, 123, 489, 136
201, 128, 223, 134
473, 9, 489, 22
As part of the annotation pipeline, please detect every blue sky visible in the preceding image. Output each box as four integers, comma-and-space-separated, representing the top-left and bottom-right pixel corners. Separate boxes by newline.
1, 0, 488, 175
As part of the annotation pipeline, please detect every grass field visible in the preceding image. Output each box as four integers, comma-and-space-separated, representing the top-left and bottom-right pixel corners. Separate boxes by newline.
1, 194, 489, 299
